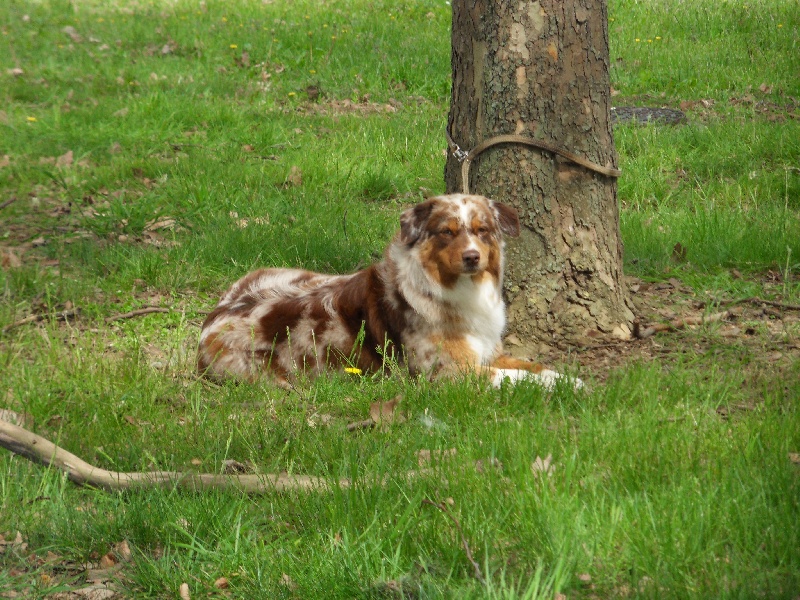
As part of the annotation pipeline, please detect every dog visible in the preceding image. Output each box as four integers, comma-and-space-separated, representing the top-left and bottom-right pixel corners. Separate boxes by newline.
197, 193, 580, 390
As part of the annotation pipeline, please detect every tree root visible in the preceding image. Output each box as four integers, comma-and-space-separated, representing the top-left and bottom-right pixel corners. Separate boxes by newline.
0, 418, 346, 493
633, 310, 731, 339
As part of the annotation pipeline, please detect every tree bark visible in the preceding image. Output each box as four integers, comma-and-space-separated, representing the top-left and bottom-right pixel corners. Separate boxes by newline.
446, 0, 633, 351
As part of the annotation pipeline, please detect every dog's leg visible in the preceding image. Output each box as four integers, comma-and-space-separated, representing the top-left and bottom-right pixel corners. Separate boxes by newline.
490, 356, 584, 390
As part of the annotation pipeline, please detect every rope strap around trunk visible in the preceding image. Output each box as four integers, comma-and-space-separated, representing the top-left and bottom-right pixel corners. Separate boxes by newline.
446, 130, 622, 194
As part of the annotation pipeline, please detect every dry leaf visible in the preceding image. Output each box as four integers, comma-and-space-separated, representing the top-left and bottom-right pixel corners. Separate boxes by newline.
280, 573, 297, 590
179, 582, 190, 600
531, 454, 554, 477
222, 459, 253, 474
109, 142, 122, 154
99, 552, 117, 569
144, 216, 177, 232
369, 396, 405, 426
113, 540, 131, 561
671, 242, 687, 263
789, 453, 800, 465
62, 25, 83, 43
0, 531, 27, 554
112, 108, 129, 118
0, 155, 10, 168
286, 165, 302, 187
56, 150, 74, 168
1, 249, 23, 269
213, 577, 229, 589
52, 585, 118, 599
7, 68, 23, 77
578, 573, 592, 583
416, 448, 457, 467
474, 456, 503, 473
31, 236, 47, 247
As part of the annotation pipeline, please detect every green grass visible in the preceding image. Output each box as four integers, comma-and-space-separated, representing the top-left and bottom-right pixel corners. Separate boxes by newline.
1, 0, 799, 598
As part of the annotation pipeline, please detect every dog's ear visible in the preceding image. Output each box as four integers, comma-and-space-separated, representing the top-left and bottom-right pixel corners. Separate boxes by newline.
400, 199, 436, 245
492, 201, 520, 237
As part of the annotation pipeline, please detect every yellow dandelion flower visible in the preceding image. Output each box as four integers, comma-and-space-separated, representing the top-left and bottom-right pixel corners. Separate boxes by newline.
635, 38, 640, 42
27, 116, 37, 122
647, 39, 652, 43
288, 91, 296, 96
331, 35, 337, 40
344, 367, 362, 375
656, 36, 662, 40
222, 16, 227, 22
230, 44, 238, 48
307, 31, 313, 36
309, 69, 316, 74
323, 24, 328, 28
778, 23, 783, 28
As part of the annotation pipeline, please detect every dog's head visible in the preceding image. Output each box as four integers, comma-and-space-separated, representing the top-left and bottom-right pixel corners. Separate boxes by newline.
398, 194, 520, 288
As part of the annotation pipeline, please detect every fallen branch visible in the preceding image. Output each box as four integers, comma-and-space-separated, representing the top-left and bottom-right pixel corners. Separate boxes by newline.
422, 498, 485, 585
2, 309, 80, 334
633, 310, 730, 339
105, 307, 170, 323
719, 296, 800, 312
0, 196, 17, 211
0, 418, 346, 493
346, 419, 376, 432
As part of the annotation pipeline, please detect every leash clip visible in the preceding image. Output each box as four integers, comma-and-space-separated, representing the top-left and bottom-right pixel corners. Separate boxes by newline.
452, 146, 469, 163
445, 128, 470, 163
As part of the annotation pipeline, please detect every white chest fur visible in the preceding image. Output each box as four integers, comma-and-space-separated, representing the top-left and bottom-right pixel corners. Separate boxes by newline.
442, 276, 506, 364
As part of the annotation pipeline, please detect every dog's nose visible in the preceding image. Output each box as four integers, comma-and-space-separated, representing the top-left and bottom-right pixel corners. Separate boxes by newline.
462, 249, 480, 268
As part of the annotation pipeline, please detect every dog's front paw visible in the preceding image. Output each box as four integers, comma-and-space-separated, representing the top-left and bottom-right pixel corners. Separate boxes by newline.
492, 368, 584, 391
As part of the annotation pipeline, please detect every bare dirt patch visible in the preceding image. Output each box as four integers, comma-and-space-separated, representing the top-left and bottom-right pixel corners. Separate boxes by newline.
567, 276, 800, 394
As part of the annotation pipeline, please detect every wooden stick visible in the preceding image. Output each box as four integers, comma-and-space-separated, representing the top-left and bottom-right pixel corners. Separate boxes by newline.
0, 418, 346, 493
346, 419, 375, 432
2, 309, 79, 334
105, 307, 170, 323
719, 296, 800, 311
0, 196, 17, 211
634, 310, 730, 339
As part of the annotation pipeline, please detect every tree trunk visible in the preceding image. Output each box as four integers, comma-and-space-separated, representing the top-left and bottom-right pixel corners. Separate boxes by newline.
446, 0, 634, 351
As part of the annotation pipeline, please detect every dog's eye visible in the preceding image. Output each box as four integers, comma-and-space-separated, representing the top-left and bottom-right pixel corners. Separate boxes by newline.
477, 226, 489, 235
439, 229, 455, 237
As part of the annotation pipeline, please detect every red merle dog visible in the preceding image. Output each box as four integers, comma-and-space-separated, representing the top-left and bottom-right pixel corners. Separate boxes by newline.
198, 194, 581, 389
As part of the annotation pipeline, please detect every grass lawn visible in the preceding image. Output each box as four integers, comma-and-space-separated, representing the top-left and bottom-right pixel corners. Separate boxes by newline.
1, 0, 799, 598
